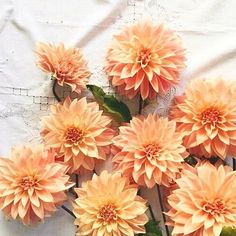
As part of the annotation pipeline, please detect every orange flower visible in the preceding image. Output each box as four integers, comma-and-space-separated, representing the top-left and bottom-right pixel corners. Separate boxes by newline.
105, 20, 186, 100
166, 163, 236, 236
113, 114, 188, 188
0, 146, 73, 225
41, 97, 114, 173
163, 159, 224, 210
170, 78, 236, 159
35, 42, 91, 93
73, 170, 148, 236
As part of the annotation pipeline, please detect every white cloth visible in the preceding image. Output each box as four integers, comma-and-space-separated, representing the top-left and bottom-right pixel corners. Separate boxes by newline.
0, 0, 236, 235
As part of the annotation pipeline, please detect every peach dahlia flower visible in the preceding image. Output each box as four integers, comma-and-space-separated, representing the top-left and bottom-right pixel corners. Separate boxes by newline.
73, 170, 148, 236
41, 97, 114, 173
166, 163, 236, 236
35, 42, 91, 93
170, 78, 236, 159
113, 114, 188, 188
163, 159, 224, 210
105, 20, 186, 100
0, 146, 73, 225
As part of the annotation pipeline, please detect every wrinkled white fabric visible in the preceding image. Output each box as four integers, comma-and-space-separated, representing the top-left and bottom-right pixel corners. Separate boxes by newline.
0, 0, 236, 235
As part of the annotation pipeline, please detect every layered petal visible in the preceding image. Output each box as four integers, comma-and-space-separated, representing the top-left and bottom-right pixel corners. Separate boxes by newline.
73, 171, 148, 236
105, 20, 186, 100
0, 146, 72, 225
35, 42, 91, 93
112, 114, 187, 188
170, 78, 236, 159
166, 163, 236, 236
41, 97, 115, 173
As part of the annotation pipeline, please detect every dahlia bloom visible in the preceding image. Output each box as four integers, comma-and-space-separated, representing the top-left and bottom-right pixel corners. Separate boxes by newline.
113, 114, 188, 188
105, 20, 186, 100
35, 42, 91, 93
163, 159, 223, 210
0, 146, 73, 225
73, 170, 148, 236
170, 78, 236, 159
41, 97, 114, 173
166, 163, 236, 236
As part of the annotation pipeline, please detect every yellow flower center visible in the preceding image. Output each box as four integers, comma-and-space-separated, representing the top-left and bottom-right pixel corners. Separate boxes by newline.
201, 107, 220, 125
145, 144, 160, 160
136, 48, 152, 67
65, 127, 83, 144
98, 204, 117, 223
203, 199, 226, 215
19, 176, 36, 190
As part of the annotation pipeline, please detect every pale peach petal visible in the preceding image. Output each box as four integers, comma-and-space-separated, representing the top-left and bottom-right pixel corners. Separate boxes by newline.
105, 20, 186, 100
35, 42, 91, 93
166, 163, 236, 236
170, 78, 236, 159
113, 114, 187, 187
0, 146, 72, 225
73, 171, 148, 236
41, 97, 114, 173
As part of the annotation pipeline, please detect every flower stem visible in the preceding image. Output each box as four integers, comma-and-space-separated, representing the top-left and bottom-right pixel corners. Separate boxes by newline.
138, 95, 143, 115
52, 79, 61, 102
148, 204, 156, 222
75, 174, 79, 188
68, 188, 77, 198
233, 159, 236, 171
156, 184, 170, 236
61, 205, 76, 218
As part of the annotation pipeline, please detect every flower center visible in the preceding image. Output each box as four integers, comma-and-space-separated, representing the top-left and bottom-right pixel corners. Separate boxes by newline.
203, 199, 226, 215
19, 176, 36, 190
145, 144, 160, 160
136, 48, 152, 67
65, 127, 83, 144
201, 108, 220, 125
98, 204, 117, 223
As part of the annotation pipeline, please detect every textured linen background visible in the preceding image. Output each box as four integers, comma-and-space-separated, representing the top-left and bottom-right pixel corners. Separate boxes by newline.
0, 0, 236, 235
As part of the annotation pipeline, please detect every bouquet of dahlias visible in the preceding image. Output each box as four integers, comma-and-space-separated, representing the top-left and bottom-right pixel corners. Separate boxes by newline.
0, 19, 236, 236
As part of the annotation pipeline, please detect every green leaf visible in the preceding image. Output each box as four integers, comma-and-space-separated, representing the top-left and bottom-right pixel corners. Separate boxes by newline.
86, 84, 105, 104
138, 220, 163, 236
87, 85, 132, 122
220, 226, 236, 236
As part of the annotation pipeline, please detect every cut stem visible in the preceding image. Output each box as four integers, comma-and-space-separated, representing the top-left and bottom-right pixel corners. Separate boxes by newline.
52, 79, 61, 102
138, 95, 143, 115
138, 189, 155, 221
233, 158, 236, 171
156, 185, 170, 236
148, 204, 156, 222
61, 205, 76, 218
75, 174, 79, 188
68, 188, 77, 198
